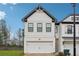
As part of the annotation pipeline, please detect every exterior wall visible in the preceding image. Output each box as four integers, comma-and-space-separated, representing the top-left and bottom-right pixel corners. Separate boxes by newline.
60, 24, 79, 37
63, 41, 79, 56
24, 9, 55, 54
60, 23, 79, 55
76, 42, 79, 56
55, 24, 60, 52
57, 24, 64, 52
63, 16, 79, 22
63, 41, 73, 56
60, 15, 79, 55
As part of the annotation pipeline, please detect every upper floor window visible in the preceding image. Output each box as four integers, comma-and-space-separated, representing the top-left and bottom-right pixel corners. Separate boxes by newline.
46, 23, 51, 32
28, 23, 33, 32
55, 25, 58, 33
37, 23, 42, 32
71, 17, 79, 20
67, 25, 73, 34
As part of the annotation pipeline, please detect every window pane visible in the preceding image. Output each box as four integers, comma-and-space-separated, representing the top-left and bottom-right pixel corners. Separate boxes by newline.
37, 23, 42, 32
28, 23, 33, 27
28, 23, 33, 32
46, 23, 51, 32
55, 26, 58, 33
28, 27, 33, 32
46, 23, 51, 27
37, 23, 42, 27
76, 17, 79, 20
46, 27, 51, 32
71, 17, 79, 20
67, 25, 72, 34
37, 27, 42, 32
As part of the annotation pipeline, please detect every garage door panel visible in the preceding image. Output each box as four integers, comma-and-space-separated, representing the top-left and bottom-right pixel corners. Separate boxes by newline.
26, 43, 53, 53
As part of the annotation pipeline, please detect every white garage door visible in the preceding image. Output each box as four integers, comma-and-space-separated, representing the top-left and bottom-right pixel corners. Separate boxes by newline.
26, 42, 53, 53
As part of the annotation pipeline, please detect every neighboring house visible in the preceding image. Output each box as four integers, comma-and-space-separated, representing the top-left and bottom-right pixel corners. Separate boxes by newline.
59, 14, 79, 56
22, 6, 56, 55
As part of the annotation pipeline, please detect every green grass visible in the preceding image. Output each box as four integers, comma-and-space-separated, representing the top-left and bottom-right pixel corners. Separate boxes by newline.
0, 50, 24, 56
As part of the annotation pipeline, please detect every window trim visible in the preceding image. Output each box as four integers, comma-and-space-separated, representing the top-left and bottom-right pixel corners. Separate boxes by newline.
28, 23, 33, 32
66, 25, 73, 34
71, 16, 79, 20
37, 23, 42, 32
46, 23, 51, 32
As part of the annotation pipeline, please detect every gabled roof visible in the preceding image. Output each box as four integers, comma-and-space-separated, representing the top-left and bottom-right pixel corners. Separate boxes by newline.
22, 5, 57, 22
59, 14, 79, 23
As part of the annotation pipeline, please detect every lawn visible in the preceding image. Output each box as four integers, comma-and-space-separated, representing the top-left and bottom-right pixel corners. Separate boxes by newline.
0, 50, 24, 56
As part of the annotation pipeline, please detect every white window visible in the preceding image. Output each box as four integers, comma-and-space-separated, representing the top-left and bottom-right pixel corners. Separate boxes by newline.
28, 23, 33, 32
46, 23, 51, 32
71, 17, 79, 20
55, 25, 58, 33
76, 17, 79, 20
67, 25, 73, 34
37, 23, 42, 32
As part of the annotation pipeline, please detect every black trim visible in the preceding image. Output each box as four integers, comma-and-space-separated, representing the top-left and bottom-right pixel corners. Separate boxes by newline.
22, 5, 57, 22
27, 41, 53, 43
62, 37, 79, 39
22, 10, 36, 22
42, 9, 56, 22
55, 23, 59, 25
61, 22, 79, 24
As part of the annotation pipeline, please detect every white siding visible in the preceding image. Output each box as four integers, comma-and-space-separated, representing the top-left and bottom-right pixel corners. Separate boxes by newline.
60, 23, 79, 37
64, 41, 79, 56
76, 43, 79, 56
63, 16, 79, 22
24, 9, 55, 54
27, 10, 53, 23
63, 42, 73, 56
60, 15, 79, 55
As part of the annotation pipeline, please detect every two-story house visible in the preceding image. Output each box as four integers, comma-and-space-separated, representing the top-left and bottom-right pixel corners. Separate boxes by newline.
59, 14, 79, 56
22, 6, 57, 55
22, 5, 79, 56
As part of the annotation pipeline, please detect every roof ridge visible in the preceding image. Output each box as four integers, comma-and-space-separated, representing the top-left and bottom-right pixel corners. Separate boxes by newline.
22, 5, 57, 22
59, 13, 79, 23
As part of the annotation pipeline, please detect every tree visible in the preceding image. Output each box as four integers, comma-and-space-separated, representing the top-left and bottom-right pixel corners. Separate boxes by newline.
16, 28, 24, 47
0, 19, 10, 48
0, 32, 3, 45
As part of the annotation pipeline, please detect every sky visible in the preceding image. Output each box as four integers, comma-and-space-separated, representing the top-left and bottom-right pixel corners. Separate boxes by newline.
0, 3, 79, 37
